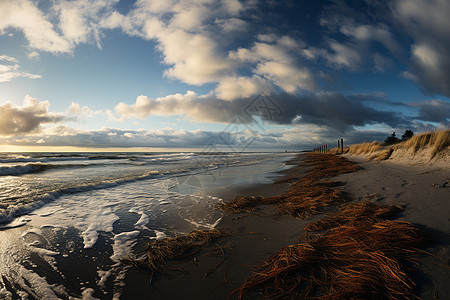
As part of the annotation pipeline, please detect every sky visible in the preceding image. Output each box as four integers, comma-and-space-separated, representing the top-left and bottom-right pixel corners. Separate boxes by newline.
0, 0, 449, 152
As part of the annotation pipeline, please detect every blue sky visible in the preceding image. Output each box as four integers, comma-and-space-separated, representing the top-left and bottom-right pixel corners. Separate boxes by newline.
0, 0, 449, 151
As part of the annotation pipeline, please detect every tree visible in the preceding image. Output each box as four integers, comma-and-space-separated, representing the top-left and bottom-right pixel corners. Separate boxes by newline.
401, 129, 414, 141
384, 132, 400, 145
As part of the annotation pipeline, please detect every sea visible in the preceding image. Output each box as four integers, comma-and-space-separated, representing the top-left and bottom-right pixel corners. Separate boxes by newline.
0, 152, 294, 299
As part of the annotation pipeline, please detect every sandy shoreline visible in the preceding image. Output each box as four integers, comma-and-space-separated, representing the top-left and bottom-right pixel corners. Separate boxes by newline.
122, 152, 449, 299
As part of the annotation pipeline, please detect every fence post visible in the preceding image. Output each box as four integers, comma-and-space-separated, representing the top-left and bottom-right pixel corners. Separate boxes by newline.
341, 139, 344, 153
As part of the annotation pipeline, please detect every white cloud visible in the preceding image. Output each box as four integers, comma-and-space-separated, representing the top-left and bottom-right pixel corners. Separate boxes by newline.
27, 51, 40, 60
339, 24, 400, 55
68, 102, 103, 117
411, 44, 438, 70
229, 38, 316, 93
255, 62, 316, 93
159, 29, 231, 84
326, 41, 363, 70
54, 0, 119, 48
0, 0, 317, 98
0, 55, 17, 63
114, 91, 244, 123
215, 17, 247, 32
0, 0, 70, 53
0, 55, 41, 82
100, 1, 315, 97
0, 0, 118, 53
222, 0, 243, 15
215, 76, 274, 101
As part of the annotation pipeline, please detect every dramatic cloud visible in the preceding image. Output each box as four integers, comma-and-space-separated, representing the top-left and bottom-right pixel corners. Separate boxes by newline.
410, 99, 450, 124
114, 91, 407, 133
0, 55, 41, 82
99, 0, 316, 98
0, 0, 448, 150
114, 91, 246, 124
393, 0, 450, 97
0, 96, 64, 136
2, 122, 433, 150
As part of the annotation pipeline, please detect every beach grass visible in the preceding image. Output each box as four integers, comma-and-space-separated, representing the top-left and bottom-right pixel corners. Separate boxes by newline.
400, 129, 449, 158
345, 129, 450, 161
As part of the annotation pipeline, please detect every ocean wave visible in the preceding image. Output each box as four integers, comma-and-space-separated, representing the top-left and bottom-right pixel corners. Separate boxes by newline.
0, 168, 194, 224
0, 163, 49, 176
0, 161, 149, 176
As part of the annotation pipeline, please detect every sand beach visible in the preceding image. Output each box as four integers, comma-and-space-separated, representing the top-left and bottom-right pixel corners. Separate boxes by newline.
121, 131, 449, 299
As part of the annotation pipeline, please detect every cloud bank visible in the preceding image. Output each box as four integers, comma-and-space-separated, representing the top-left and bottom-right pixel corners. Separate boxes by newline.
113, 91, 409, 133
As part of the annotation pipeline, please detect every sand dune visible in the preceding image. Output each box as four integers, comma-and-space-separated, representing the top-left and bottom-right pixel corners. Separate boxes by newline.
341, 129, 450, 166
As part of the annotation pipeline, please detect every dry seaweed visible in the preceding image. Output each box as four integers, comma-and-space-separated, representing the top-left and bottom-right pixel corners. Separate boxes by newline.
305, 201, 404, 231
268, 180, 348, 218
218, 153, 360, 218
122, 229, 227, 282
238, 220, 426, 299
217, 196, 264, 213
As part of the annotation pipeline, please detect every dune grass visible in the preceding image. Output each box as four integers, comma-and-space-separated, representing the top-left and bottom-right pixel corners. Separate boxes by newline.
345, 129, 449, 161
399, 129, 450, 158
347, 141, 385, 155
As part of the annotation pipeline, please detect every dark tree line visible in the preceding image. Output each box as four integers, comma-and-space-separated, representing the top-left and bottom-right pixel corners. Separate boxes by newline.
384, 130, 414, 145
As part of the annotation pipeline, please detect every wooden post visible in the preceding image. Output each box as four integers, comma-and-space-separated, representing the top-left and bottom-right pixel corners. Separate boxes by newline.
341, 139, 344, 153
